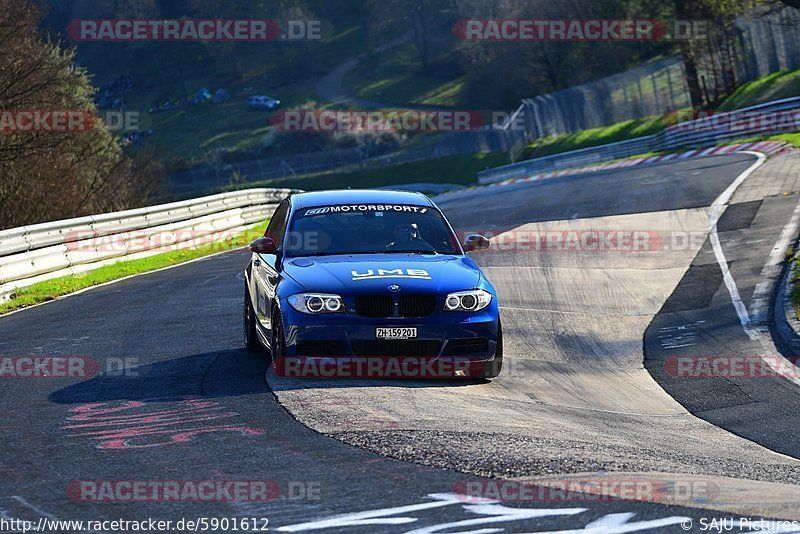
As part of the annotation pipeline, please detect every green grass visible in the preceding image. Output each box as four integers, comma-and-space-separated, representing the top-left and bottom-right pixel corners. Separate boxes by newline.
135, 83, 319, 161
769, 133, 800, 147
345, 43, 465, 107
486, 68, 800, 165
0, 220, 269, 315
238, 152, 509, 191
123, 26, 365, 111
520, 115, 668, 160
718, 69, 800, 111
719, 132, 800, 149
124, 26, 366, 162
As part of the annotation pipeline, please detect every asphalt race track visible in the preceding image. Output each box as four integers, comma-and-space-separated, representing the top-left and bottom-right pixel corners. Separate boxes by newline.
2, 153, 800, 532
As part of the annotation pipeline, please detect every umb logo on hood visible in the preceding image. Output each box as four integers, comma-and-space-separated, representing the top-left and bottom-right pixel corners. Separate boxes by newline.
351, 268, 431, 281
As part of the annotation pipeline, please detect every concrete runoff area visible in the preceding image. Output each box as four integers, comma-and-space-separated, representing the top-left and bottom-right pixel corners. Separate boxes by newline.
270, 153, 800, 519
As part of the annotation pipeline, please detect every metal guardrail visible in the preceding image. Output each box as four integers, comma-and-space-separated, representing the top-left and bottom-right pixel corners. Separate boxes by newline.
0, 188, 296, 299
479, 96, 800, 184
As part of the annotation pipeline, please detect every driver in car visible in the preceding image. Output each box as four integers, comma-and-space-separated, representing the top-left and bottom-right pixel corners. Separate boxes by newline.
386, 223, 435, 252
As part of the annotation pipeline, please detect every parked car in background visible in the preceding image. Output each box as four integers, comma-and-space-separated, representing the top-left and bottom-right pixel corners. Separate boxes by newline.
246, 95, 280, 110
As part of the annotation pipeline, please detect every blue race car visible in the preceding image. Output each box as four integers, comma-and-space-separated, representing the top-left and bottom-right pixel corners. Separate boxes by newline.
243, 190, 502, 379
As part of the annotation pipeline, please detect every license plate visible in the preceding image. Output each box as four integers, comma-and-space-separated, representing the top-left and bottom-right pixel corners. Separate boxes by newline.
376, 327, 417, 340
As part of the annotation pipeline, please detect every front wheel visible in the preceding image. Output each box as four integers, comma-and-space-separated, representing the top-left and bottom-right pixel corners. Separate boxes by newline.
270, 308, 288, 375
482, 321, 503, 379
243, 281, 262, 352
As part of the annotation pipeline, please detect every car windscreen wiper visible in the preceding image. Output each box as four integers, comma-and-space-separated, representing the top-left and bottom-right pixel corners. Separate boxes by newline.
294, 250, 442, 256
290, 251, 344, 257
379, 249, 438, 255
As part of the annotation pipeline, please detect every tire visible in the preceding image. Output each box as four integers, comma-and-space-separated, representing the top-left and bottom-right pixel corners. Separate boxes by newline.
270, 308, 288, 375
482, 321, 503, 379
243, 280, 262, 352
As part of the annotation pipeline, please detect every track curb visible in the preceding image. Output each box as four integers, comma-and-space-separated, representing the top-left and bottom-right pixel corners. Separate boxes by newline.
772, 255, 800, 356
437, 141, 791, 199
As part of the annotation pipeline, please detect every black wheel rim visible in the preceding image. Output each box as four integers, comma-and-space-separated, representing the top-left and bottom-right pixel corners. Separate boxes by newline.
244, 290, 253, 345
271, 314, 284, 363
270, 325, 281, 360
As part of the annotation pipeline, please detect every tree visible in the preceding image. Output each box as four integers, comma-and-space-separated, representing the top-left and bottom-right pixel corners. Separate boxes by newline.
674, 0, 705, 108
672, 0, 768, 107
365, 0, 449, 68
452, 0, 656, 108
0, 0, 153, 229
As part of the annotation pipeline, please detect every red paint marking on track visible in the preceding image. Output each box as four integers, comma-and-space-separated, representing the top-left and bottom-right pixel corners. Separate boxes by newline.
62, 399, 265, 449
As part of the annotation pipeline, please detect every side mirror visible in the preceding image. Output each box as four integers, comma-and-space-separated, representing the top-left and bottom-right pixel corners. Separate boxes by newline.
249, 236, 278, 254
462, 234, 491, 252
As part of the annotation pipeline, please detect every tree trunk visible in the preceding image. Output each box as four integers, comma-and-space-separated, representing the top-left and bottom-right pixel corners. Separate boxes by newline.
675, 0, 704, 108
411, 8, 429, 68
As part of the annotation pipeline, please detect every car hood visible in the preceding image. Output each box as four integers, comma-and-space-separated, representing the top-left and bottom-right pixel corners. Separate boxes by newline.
282, 254, 482, 295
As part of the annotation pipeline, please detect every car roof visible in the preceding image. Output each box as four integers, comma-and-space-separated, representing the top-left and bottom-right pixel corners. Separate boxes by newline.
289, 189, 435, 209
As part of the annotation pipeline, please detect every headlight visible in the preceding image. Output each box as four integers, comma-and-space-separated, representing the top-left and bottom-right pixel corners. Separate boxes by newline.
288, 293, 345, 314
444, 289, 492, 312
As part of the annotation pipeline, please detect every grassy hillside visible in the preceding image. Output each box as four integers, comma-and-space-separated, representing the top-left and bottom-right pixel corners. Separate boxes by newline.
718, 69, 800, 111
344, 43, 466, 107
238, 152, 509, 191
520, 116, 668, 160
101, 26, 367, 163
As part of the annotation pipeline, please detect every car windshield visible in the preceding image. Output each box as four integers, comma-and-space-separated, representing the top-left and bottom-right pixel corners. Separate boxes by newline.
285, 204, 461, 257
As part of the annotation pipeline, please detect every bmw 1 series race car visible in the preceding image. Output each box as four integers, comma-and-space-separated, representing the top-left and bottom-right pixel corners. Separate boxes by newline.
243, 189, 501, 379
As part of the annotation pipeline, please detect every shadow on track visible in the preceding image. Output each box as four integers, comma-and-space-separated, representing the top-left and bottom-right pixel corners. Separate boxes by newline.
48, 349, 269, 404
48, 348, 485, 404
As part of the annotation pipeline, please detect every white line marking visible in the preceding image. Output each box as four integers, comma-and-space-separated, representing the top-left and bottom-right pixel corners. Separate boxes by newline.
275, 493, 471, 532
708, 151, 767, 340
748, 197, 800, 326
10, 497, 56, 520
703, 150, 800, 390
658, 320, 703, 350
577, 513, 691, 533
657, 321, 706, 331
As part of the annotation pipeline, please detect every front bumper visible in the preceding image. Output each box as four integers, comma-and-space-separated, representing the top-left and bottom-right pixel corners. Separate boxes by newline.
275, 305, 500, 378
